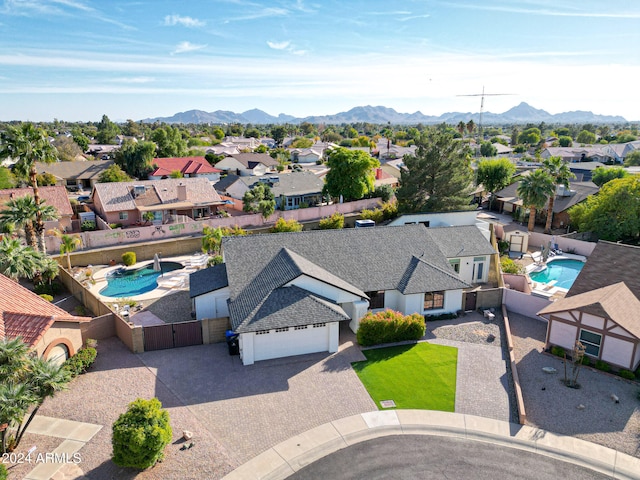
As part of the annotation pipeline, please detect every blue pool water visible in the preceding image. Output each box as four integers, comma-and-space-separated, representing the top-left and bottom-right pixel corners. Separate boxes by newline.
529, 259, 584, 290
99, 261, 183, 298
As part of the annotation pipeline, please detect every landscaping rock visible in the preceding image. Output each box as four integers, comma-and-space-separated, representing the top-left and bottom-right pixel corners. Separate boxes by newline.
183, 430, 193, 441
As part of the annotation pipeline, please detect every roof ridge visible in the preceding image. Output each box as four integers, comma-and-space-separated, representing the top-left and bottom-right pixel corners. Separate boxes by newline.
414, 255, 468, 282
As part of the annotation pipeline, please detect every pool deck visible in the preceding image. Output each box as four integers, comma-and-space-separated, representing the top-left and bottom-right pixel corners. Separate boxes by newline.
523, 253, 587, 299
86, 253, 208, 305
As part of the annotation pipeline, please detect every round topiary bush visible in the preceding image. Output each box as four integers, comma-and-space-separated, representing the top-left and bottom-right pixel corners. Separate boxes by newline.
121, 251, 136, 266
112, 398, 172, 470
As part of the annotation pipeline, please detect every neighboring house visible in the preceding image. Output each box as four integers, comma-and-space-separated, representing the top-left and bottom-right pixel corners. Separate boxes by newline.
493, 178, 598, 225
538, 241, 640, 371
215, 171, 325, 210
223, 136, 261, 150
493, 143, 514, 156
375, 141, 416, 160
206, 145, 241, 156
373, 168, 399, 189
0, 186, 74, 233
214, 153, 279, 176
86, 144, 120, 160
541, 146, 618, 165
380, 158, 407, 180
148, 157, 221, 182
289, 146, 324, 163
567, 162, 605, 182
92, 177, 223, 227
550, 181, 599, 229
36, 160, 115, 191
191, 225, 494, 365
0, 273, 90, 365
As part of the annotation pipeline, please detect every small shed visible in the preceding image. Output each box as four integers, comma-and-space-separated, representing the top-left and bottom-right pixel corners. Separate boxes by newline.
501, 223, 530, 253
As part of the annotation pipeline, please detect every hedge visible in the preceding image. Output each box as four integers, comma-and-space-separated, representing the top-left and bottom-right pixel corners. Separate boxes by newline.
356, 310, 425, 347
63, 346, 97, 377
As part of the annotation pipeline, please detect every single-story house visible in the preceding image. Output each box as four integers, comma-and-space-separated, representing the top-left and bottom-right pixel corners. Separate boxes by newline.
0, 186, 74, 233
373, 168, 399, 189
92, 177, 224, 227
550, 181, 599, 229
289, 147, 324, 163
36, 160, 115, 191
215, 171, 325, 210
380, 158, 407, 179
148, 157, 221, 182
538, 241, 640, 370
215, 153, 279, 176
191, 225, 495, 365
567, 162, 605, 182
0, 273, 90, 365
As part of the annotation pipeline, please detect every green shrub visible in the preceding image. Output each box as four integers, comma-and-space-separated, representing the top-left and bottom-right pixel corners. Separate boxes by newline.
356, 310, 426, 347
318, 212, 344, 230
34, 281, 61, 296
0, 463, 7, 480
74, 305, 87, 316
109, 223, 123, 229
208, 255, 223, 267
425, 312, 458, 321
122, 251, 136, 266
581, 356, 592, 366
497, 240, 510, 254
39, 293, 54, 302
619, 369, 635, 380
112, 398, 172, 470
81, 220, 96, 231
63, 347, 97, 377
550, 346, 565, 357
500, 256, 522, 274
595, 360, 611, 372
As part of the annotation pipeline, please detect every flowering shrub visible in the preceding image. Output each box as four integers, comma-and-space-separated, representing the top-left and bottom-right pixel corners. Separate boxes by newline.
356, 309, 426, 346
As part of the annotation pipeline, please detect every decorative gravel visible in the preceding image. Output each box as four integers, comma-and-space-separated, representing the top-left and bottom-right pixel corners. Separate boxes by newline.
509, 311, 640, 458
36, 337, 237, 480
426, 316, 502, 347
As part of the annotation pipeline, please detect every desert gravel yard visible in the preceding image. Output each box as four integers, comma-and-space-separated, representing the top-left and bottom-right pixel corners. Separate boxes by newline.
509, 311, 640, 458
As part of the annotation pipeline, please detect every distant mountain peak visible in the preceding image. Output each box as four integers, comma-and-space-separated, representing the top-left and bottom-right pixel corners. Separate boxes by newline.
141, 104, 627, 125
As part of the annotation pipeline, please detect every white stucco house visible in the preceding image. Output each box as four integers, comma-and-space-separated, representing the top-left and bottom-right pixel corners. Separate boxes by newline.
214, 153, 278, 176
190, 224, 496, 365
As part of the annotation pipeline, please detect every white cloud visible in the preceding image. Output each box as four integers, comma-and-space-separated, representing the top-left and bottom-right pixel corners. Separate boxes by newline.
163, 14, 205, 28
443, 2, 640, 19
223, 7, 288, 22
107, 76, 155, 84
267, 41, 291, 50
171, 41, 207, 55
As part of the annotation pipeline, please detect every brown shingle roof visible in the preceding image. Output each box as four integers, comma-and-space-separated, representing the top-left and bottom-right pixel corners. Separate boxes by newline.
229, 153, 278, 168
35, 160, 114, 181
538, 282, 640, 339
0, 186, 73, 216
93, 177, 222, 213
568, 241, 640, 298
0, 274, 89, 347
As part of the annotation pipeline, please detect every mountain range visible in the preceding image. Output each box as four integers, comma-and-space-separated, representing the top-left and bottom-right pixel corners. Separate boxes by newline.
141, 102, 627, 125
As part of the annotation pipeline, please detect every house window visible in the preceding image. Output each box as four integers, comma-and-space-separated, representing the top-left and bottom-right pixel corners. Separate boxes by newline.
424, 291, 444, 310
119, 212, 128, 221
579, 329, 602, 357
366, 290, 385, 310
449, 259, 460, 273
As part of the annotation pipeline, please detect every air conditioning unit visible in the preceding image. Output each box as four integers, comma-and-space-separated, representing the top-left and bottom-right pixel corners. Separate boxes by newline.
132, 185, 145, 197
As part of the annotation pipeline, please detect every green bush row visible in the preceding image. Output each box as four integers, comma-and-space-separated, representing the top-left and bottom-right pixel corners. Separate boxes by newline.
63, 346, 97, 377
549, 346, 637, 380
356, 310, 425, 347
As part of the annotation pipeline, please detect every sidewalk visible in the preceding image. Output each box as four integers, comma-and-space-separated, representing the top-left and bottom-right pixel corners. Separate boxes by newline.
22, 416, 102, 480
223, 410, 640, 480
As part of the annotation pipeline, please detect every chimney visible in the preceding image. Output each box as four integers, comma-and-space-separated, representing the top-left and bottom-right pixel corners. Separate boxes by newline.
177, 183, 187, 201
375, 168, 383, 180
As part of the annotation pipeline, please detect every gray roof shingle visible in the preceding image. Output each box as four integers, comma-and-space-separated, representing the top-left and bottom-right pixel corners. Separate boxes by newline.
189, 264, 228, 298
424, 225, 496, 258
224, 225, 472, 332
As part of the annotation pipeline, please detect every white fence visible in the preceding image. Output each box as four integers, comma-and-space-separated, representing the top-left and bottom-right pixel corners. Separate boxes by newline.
503, 288, 552, 319
528, 231, 596, 257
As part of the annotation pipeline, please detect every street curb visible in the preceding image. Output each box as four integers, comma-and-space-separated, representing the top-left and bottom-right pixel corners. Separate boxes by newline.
222, 410, 640, 480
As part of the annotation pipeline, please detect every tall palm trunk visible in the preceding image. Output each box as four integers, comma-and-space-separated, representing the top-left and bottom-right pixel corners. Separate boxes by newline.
527, 206, 536, 232
544, 195, 555, 233
29, 167, 45, 254
24, 222, 37, 250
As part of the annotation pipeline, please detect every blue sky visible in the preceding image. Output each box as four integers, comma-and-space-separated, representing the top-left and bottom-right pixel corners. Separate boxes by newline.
1, 0, 639, 122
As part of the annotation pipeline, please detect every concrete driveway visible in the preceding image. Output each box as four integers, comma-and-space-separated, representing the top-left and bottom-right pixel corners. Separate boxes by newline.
137, 327, 377, 465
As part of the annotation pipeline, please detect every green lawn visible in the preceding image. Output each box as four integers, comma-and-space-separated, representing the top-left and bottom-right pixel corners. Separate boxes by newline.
352, 342, 458, 411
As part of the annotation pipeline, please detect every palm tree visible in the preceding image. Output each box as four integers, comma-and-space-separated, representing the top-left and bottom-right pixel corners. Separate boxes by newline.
457, 121, 466, 137
59, 234, 81, 270
0, 195, 58, 250
517, 169, 555, 232
202, 226, 223, 255
0, 382, 36, 453
0, 237, 43, 281
0, 123, 58, 253
542, 156, 575, 233
14, 358, 70, 447
466, 119, 475, 136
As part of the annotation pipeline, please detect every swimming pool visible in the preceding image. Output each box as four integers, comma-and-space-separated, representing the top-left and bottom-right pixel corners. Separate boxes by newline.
99, 261, 183, 298
529, 259, 584, 290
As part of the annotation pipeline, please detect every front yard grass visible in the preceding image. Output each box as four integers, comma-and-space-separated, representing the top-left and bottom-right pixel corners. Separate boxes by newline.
352, 342, 457, 411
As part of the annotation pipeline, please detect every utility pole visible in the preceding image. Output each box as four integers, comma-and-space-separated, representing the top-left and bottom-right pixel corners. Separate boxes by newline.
457, 87, 516, 140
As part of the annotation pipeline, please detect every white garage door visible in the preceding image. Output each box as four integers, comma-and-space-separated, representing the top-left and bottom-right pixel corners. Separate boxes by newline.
253, 324, 330, 362
47, 343, 70, 366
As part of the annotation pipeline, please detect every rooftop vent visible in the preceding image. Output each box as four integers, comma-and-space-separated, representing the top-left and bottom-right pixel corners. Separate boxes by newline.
132, 185, 145, 197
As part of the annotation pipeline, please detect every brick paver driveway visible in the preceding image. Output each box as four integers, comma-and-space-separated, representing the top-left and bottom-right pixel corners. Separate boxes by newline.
139, 329, 376, 464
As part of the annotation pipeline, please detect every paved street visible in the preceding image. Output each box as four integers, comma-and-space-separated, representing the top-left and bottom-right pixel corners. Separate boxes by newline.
288, 435, 613, 480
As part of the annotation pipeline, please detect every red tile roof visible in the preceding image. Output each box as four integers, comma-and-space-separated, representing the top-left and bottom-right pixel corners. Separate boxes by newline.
150, 157, 221, 177
0, 274, 89, 347
0, 186, 73, 216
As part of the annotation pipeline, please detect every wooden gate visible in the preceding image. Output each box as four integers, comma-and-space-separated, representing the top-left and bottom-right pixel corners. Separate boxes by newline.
143, 321, 203, 351
464, 291, 477, 312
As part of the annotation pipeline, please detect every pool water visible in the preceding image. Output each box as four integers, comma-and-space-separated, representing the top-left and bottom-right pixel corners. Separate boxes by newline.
529, 259, 584, 290
100, 261, 183, 298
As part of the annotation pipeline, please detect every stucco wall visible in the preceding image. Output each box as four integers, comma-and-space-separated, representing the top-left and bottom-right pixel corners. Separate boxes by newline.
201, 317, 230, 344
528, 232, 596, 256
194, 287, 230, 320
33, 323, 83, 359
601, 337, 635, 369
503, 288, 552, 319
